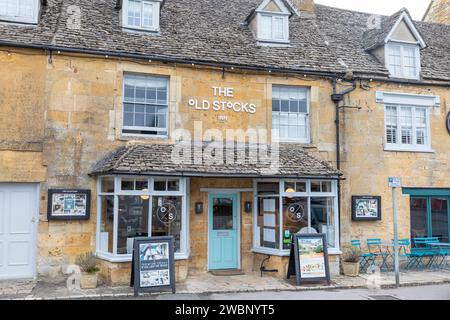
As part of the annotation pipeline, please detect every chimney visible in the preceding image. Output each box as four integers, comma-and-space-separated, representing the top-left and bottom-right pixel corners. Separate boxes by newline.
291, 0, 315, 12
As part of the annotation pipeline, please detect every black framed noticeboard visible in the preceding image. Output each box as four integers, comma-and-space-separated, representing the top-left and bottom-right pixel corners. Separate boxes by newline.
287, 233, 331, 286
131, 236, 176, 296
47, 189, 91, 221
351, 195, 382, 221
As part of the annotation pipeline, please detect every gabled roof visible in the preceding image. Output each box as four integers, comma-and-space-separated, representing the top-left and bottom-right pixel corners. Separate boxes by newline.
246, 0, 299, 23
0, 0, 449, 82
90, 143, 342, 178
362, 8, 427, 51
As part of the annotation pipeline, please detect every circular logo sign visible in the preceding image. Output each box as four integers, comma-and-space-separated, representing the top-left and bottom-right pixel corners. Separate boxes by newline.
446, 112, 450, 135
287, 202, 306, 223
156, 202, 177, 225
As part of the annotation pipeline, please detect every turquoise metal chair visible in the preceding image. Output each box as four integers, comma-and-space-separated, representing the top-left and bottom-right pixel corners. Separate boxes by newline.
411, 237, 439, 269
367, 238, 390, 270
351, 240, 375, 272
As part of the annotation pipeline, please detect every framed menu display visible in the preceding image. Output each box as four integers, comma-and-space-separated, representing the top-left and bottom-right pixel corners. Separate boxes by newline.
131, 236, 176, 296
287, 233, 331, 285
351, 196, 382, 221
47, 189, 91, 221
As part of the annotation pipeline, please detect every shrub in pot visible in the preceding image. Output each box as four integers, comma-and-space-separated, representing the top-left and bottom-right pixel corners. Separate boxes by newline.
76, 252, 100, 289
342, 247, 361, 277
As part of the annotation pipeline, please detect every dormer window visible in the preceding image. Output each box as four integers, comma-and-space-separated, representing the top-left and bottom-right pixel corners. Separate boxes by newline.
386, 42, 420, 79
248, 0, 295, 44
122, 0, 161, 31
0, 0, 40, 24
258, 13, 289, 42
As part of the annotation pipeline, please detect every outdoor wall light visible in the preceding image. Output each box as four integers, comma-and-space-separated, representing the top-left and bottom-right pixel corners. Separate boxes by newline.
195, 202, 203, 214
244, 201, 252, 213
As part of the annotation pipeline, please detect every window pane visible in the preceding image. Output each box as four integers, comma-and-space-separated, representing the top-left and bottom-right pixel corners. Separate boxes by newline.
400, 107, 413, 145
117, 196, 149, 254
142, 2, 154, 28
282, 197, 308, 249
212, 197, 234, 230
273, 17, 284, 40
431, 198, 449, 243
101, 177, 115, 193
154, 179, 167, 191
388, 45, 402, 77
257, 197, 280, 249
285, 182, 296, 193
167, 179, 180, 191
311, 181, 321, 192
99, 196, 114, 254
311, 197, 335, 247
260, 15, 272, 39
152, 196, 182, 251
135, 179, 149, 191
121, 178, 135, 191
127, 0, 141, 27
296, 182, 306, 192
410, 198, 428, 239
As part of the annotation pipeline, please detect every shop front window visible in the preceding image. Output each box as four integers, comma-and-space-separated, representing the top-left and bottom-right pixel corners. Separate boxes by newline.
410, 196, 450, 243
97, 176, 187, 260
254, 180, 338, 253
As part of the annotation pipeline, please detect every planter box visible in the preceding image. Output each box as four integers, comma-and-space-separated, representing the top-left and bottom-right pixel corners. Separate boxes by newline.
80, 272, 98, 289
342, 262, 359, 277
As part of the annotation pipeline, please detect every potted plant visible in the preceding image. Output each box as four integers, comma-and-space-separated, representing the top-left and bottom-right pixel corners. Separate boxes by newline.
76, 252, 100, 289
342, 247, 361, 277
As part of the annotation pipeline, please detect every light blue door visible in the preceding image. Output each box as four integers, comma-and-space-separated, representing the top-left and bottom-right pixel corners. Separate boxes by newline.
208, 194, 239, 270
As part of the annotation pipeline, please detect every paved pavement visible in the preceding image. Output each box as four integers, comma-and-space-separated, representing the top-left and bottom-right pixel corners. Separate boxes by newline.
1, 270, 450, 300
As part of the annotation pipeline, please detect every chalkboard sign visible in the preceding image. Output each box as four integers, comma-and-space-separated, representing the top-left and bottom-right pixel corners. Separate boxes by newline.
131, 236, 176, 296
287, 233, 331, 286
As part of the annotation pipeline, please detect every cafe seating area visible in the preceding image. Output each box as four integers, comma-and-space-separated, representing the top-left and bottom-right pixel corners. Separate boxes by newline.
350, 237, 450, 273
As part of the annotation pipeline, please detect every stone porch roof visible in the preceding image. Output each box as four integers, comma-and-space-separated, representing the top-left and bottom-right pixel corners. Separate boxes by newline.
90, 143, 342, 179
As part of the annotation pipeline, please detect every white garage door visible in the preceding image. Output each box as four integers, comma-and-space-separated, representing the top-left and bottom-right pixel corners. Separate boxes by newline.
0, 184, 38, 280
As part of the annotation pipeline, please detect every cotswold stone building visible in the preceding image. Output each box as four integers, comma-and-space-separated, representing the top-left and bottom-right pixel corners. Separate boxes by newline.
423, 0, 450, 25
0, 0, 449, 284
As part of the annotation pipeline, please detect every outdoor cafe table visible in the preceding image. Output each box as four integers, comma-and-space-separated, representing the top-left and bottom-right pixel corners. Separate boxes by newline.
428, 243, 450, 269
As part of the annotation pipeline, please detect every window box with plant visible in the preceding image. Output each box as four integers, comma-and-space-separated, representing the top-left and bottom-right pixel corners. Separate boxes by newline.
76, 252, 100, 289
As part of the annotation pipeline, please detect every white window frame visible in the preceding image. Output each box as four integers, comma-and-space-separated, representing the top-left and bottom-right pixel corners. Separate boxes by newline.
256, 12, 289, 43
271, 85, 311, 144
122, 73, 169, 138
96, 176, 189, 262
385, 41, 421, 80
378, 91, 438, 153
252, 179, 340, 257
0, 0, 39, 24
122, 0, 161, 32
384, 105, 431, 152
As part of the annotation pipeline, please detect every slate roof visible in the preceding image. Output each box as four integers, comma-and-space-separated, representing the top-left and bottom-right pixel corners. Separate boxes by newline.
90, 143, 342, 178
0, 0, 449, 81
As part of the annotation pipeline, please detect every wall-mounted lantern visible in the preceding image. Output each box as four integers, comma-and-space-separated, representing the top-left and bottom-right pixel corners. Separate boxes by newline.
195, 202, 203, 214
244, 201, 252, 213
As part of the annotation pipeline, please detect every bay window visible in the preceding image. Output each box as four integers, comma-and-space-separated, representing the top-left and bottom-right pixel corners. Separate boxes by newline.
0, 0, 39, 24
97, 176, 188, 261
254, 180, 338, 254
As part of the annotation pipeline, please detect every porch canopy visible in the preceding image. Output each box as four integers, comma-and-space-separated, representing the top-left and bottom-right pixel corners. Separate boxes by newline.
90, 143, 342, 179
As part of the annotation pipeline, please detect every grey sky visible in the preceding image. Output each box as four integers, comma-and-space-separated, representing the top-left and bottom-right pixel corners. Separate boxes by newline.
314, 0, 431, 20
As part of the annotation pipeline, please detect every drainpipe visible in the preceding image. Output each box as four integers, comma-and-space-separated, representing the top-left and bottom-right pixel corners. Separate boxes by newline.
331, 78, 357, 250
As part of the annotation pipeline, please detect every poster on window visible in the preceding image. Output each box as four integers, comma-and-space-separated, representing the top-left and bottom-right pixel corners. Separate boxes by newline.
131, 236, 176, 296
352, 196, 381, 221
287, 233, 331, 285
47, 189, 91, 221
